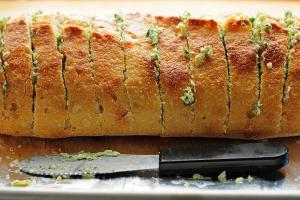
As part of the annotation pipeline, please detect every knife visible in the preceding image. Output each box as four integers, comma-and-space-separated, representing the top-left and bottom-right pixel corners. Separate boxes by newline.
18, 142, 288, 177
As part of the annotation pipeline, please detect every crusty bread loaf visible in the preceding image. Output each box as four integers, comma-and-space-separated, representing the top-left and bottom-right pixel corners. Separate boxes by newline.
187, 18, 228, 137
124, 13, 162, 135
155, 16, 193, 136
32, 15, 69, 137
224, 15, 260, 138
2, 17, 33, 136
252, 17, 288, 138
1, 12, 300, 139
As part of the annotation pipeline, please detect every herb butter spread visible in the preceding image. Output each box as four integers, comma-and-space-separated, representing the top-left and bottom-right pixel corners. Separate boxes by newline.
181, 80, 195, 106
146, 24, 163, 75
247, 101, 262, 118
284, 11, 300, 49
60, 150, 120, 161
183, 47, 190, 59
192, 173, 204, 180
218, 170, 227, 182
114, 13, 126, 44
176, 11, 191, 37
195, 45, 213, 66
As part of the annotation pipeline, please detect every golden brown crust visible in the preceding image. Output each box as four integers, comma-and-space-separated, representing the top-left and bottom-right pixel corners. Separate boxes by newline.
91, 17, 133, 135
187, 18, 228, 137
61, 17, 101, 136
252, 20, 288, 138
155, 16, 193, 136
281, 36, 300, 136
124, 13, 161, 135
2, 17, 33, 136
224, 17, 259, 138
32, 16, 69, 138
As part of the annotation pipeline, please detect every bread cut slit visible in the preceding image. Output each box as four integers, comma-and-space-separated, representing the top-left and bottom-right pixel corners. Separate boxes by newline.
55, 15, 72, 133
123, 13, 162, 135
155, 16, 193, 136
30, 16, 37, 136
187, 18, 228, 137
0, 18, 7, 134
220, 24, 232, 135
1, 17, 34, 136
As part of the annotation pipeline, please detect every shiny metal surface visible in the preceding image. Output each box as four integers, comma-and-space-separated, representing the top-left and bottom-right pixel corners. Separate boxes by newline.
0, 136, 299, 199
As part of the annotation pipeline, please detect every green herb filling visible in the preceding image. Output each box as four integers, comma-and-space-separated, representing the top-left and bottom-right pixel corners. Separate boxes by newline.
10, 179, 31, 187
181, 80, 195, 106
176, 11, 191, 37
60, 150, 120, 161
195, 45, 213, 66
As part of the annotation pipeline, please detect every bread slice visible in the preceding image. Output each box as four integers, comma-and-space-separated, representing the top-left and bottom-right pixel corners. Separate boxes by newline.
90, 16, 133, 135
224, 15, 259, 138
155, 16, 193, 136
252, 17, 288, 138
32, 15, 69, 137
2, 17, 33, 136
59, 15, 101, 136
187, 18, 228, 137
281, 14, 300, 136
123, 13, 162, 135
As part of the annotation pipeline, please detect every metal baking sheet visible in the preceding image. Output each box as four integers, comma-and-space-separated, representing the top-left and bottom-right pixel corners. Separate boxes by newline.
0, 135, 300, 200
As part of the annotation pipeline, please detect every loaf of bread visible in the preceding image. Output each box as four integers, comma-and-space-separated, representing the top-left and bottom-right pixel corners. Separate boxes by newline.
0, 11, 298, 139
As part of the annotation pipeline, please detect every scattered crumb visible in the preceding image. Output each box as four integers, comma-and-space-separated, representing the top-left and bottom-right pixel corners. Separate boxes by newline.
218, 171, 227, 183
55, 176, 62, 182
247, 175, 254, 182
192, 173, 205, 180
267, 62, 273, 69
235, 177, 244, 184
10, 179, 31, 187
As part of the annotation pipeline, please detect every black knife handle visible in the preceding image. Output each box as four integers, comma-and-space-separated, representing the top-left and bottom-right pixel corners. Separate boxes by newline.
158, 142, 288, 177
